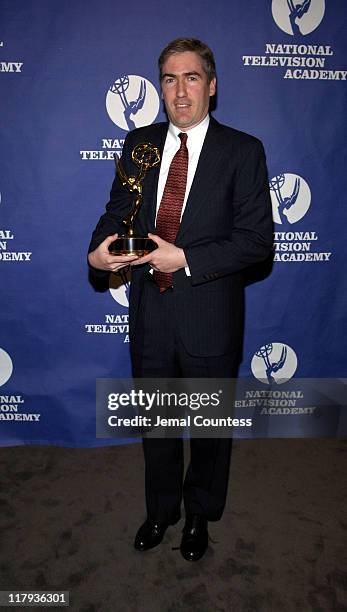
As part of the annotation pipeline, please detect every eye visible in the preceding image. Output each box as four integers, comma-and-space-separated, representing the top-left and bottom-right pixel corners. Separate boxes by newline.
164, 77, 175, 85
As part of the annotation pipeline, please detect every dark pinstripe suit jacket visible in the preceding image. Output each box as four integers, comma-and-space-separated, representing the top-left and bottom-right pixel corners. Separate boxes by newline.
89, 117, 273, 358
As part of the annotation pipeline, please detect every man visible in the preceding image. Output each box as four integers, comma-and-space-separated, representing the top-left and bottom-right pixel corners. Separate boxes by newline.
88, 38, 273, 561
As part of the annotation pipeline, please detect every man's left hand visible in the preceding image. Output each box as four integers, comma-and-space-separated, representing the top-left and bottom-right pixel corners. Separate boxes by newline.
131, 234, 187, 273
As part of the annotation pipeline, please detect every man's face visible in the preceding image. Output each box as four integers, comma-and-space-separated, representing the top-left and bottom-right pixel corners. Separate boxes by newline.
160, 51, 216, 131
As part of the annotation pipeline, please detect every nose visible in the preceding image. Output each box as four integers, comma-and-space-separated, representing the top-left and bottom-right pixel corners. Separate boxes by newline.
176, 77, 187, 98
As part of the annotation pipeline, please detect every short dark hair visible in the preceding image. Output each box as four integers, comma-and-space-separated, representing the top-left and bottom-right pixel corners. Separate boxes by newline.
158, 38, 216, 83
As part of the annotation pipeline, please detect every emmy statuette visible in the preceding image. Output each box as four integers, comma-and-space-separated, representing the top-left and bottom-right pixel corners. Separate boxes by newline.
108, 143, 161, 256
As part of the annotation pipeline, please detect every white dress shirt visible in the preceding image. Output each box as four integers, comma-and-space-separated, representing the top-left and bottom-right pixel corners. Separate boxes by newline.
154, 114, 210, 276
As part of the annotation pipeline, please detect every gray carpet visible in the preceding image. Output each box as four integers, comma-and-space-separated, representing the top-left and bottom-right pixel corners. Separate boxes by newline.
1, 439, 347, 612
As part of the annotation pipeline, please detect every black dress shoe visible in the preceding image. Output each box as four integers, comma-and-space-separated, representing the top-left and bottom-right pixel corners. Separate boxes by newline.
180, 515, 208, 561
134, 519, 173, 551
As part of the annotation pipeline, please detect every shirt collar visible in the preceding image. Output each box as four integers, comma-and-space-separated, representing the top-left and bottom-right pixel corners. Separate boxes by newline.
168, 114, 210, 143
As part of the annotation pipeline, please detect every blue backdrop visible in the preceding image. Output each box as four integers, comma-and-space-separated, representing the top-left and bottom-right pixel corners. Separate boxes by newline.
1, 0, 346, 445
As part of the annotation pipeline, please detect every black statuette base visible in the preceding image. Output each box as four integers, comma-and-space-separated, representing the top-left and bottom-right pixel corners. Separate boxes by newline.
108, 236, 158, 257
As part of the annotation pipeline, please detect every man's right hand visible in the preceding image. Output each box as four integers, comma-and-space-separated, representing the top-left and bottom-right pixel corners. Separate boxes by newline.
88, 234, 138, 272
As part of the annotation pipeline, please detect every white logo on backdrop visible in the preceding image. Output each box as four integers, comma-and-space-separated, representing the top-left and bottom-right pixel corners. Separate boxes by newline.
272, 0, 325, 36
109, 269, 130, 308
0, 348, 13, 386
106, 75, 160, 131
251, 342, 298, 384
270, 173, 311, 225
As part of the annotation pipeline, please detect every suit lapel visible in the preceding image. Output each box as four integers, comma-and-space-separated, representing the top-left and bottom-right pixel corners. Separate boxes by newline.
177, 118, 224, 241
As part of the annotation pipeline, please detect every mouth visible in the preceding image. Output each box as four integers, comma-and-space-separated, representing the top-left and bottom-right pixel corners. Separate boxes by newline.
174, 104, 191, 111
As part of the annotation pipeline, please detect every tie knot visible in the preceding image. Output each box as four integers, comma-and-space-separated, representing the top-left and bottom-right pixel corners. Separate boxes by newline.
179, 132, 188, 146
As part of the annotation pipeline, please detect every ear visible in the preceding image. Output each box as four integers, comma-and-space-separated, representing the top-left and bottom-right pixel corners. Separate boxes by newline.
209, 78, 216, 97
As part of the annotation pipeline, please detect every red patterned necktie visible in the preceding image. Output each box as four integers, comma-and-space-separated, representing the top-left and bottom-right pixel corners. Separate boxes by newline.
154, 132, 188, 292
